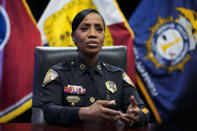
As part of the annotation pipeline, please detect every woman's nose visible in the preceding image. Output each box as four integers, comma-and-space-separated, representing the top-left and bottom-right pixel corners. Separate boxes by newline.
88, 27, 97, 38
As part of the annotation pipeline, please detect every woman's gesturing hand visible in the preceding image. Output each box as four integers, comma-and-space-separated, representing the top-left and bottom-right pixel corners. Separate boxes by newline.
120, 96, 140, 126
79, 100, 121, 125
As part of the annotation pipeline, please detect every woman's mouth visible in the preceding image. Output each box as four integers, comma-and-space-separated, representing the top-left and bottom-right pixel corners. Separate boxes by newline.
86, 41, 99, 48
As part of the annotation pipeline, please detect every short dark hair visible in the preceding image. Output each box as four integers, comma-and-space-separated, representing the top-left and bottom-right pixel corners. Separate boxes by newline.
71, 8, 105, 33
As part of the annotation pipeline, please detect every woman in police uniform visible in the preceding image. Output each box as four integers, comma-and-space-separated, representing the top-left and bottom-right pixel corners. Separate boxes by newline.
42, 8, 149, 126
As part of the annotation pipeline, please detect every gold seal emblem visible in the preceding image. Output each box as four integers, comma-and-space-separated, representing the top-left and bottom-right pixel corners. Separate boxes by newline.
105, 81, 117, 93
44, 0, 113, 47
144, 7, 196, 73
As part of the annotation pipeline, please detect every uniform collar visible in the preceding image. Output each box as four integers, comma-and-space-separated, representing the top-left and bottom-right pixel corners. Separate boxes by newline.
75, 56, 103, 76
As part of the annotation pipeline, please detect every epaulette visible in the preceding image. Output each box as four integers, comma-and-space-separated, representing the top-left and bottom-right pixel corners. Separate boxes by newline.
102, 62, 122, 72
52, 61, 70, 70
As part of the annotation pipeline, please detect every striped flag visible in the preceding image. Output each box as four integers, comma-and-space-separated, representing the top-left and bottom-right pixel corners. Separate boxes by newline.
0, 0, 41, 122
37, 0, 135, 82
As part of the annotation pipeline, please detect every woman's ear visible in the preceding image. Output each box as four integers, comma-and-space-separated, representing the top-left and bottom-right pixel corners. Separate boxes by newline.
71, 32, 76, 45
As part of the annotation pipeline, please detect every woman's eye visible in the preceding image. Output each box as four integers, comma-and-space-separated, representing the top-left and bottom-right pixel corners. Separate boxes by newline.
96, 27, 103, 32
81, 27, 88, 31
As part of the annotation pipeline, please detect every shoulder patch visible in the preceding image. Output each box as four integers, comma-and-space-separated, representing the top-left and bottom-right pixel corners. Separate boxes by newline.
42, 69, 59, 87
122, 72, 135, 88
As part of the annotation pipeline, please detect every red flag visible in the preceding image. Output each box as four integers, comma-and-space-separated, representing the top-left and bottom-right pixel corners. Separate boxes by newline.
108, 22, 135, 83
0, 0, 41, 122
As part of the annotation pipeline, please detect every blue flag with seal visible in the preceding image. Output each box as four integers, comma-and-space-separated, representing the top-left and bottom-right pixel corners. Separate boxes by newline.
129, 0, 197, 123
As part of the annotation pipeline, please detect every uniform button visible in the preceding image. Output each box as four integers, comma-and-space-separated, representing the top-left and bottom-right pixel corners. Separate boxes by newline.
71, 102, 75, 106
71, 61, 75, 65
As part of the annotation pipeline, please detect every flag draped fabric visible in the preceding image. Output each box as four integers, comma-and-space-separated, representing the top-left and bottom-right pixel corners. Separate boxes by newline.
0, 0, 41, 122
37, 0, 135, 82
129, 0, 197, 123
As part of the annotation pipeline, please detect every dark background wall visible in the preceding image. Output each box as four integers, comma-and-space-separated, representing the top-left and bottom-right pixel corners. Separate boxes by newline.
10, 0, 141, 123
26, 0, 141, 22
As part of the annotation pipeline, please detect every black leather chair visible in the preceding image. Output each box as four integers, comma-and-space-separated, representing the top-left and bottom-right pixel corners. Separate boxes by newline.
31, 46, 127, 124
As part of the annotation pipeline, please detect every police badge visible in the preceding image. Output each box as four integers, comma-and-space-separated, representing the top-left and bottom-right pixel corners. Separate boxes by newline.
105, 81, 117, 93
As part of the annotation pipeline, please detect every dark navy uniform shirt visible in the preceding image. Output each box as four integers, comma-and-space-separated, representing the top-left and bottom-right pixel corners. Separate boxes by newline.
42, 56, 149, 125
